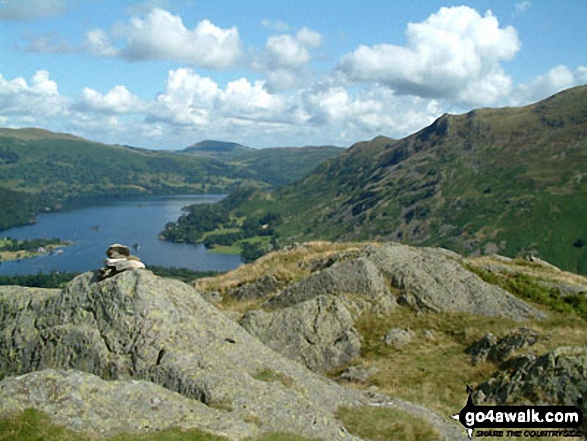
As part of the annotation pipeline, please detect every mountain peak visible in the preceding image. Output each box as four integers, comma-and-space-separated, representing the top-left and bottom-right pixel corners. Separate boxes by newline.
180, 139, 253, 155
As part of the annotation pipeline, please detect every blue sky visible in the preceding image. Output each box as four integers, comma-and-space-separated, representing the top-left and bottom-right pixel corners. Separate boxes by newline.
0, 0, 585, 149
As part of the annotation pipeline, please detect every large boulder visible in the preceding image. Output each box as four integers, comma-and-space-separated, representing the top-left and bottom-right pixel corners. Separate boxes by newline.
267, 257, 396, 316
0, 270, 364, 441
466, 327, 541, 365
366, 243, 546, 320
474, 346, 587, 429
241, 295, 361, 373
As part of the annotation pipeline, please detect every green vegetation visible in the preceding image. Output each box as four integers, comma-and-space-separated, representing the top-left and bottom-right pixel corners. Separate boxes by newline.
336, 406, 441, 441
0, 237, 70, 263
464, 264, 587, 321
0, 128, 343, 232
0, 271, 79, 288
0, 237, 64, 252
166, 86, 587, 274
161, 188, 280, 261
0, 409, 324, 441
179, 142, 344, 188
252, 368, 294, 388
147, 266, 222, 283
0, 128, 261, 231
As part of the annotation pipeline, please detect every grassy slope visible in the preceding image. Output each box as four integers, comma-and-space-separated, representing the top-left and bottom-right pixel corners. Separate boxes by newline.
190, 86, 587, 274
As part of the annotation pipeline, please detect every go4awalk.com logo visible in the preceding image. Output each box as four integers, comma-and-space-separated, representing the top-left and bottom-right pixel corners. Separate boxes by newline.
451, 386, 584, 439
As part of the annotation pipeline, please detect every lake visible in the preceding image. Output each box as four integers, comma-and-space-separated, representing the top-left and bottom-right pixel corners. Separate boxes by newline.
0, 195, 242, 275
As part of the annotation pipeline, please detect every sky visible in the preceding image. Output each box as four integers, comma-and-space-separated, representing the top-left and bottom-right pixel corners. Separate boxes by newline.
0, 0, 586, 150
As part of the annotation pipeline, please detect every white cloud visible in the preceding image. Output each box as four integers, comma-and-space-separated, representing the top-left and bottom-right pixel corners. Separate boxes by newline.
303, 84, 441, 136
0, 0, 67, 21
254, 26, 323, 91
83, 29, 119, 57
511, 65, 587, 105
23, 8, 241, 69
338, 6, 520, 105
265, 34, 311, 68
218, 78, 291, 122
150, 68, 218, 126
261, 19, 290, 32
0, 71, 66, 120
80, 85, 146, 114
296, 27, 322, 49
115, 8, 242, 69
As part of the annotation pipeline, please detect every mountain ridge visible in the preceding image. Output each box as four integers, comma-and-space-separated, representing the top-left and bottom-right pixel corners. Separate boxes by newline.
165, 85, 587, 274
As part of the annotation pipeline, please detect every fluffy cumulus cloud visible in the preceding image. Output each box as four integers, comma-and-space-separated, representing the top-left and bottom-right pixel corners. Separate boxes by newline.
0, 0, 67, 21
338, 6, 520, 105
150, 68, 219, 126
303, 84, 441, 137
79, 85, 146, 114
254, 27, 323, 91
115, 8, 242, 69
26, 8, 243, 70
511, 65, 587, 105
0, 71, 67, 120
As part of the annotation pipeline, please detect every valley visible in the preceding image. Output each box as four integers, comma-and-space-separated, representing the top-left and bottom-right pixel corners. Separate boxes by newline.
163, 86, 587, 275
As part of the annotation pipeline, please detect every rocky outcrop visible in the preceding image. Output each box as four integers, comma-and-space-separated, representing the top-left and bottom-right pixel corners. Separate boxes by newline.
0, 270, 364, 440
366, 243, 546, 320
241, 295, 361, 373
467, 327, 541, 365
267, 257, 396, 316
474, 346, 587, 428
0, 369, 259, 439
383, 328, 416, 348
219, 242, 546, 374
228, 275, 286, 300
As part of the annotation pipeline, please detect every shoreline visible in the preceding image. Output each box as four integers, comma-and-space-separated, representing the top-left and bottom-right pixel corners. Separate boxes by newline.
0, 241, 72, 263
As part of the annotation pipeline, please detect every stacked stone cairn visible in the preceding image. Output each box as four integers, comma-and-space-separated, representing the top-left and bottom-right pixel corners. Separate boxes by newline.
99, 243, 145, 280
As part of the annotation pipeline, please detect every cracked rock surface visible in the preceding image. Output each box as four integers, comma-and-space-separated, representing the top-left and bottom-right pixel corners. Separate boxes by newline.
0, 270, 364, 440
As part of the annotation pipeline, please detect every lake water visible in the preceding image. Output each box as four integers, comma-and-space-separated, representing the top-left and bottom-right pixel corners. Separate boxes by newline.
0, 195, 242, 275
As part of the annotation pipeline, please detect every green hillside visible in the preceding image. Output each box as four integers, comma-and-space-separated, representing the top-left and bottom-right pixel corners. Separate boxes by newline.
0, 129, 259, 229
179, 139, 254, 157
164, 86, 587, 274
179, 142, 344, 187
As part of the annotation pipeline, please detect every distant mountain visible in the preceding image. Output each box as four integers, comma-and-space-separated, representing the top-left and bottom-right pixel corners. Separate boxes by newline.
169, 85, 587, 274
0, 130, 345, 230
179, 140, 345, 187
0, 130, 260, 229
179, 140, 254, 157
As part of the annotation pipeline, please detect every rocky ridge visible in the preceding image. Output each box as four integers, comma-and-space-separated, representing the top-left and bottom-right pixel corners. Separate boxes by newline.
233, 242, 545, 374
0, 269, 366, 440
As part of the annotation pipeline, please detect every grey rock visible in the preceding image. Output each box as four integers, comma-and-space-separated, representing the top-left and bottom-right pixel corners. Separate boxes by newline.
228, 275, 286, 301
383, 328, 415, 348
423, 329, 435, 341
241, 295, 361, 373
268, 257, 396, 317
0, 271, 364, 440
366, 243, 546, 320
474, 346, 587, 430
538, 281, 587, 297
0, 369, 260, 439
467, 327, 541, 365
339, 366, 379, 383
